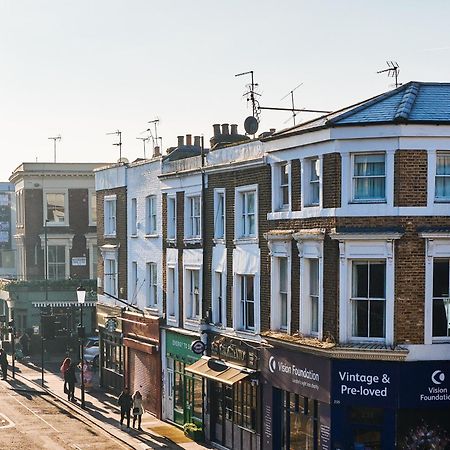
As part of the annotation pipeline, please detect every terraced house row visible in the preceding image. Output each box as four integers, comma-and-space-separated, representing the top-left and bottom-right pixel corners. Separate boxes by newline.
95, 82, 450, 450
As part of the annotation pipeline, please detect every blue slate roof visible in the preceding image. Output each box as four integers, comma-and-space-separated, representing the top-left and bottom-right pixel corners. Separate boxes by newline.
271, 82, 450, 138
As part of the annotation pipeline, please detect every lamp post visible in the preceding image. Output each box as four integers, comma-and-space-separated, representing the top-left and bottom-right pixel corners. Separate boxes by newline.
76, 286, 86, 409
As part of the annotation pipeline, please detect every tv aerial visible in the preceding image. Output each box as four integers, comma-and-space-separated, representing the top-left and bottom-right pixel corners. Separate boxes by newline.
106, 130, 123, 162
235, 70, 261, 135
377, 61, 401, 88
259, 81, 331, 126
48, 135, 61, 163
136, 136, 150, 159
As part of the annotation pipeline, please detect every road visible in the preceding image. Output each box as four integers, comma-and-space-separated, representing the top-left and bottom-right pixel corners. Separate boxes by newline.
0, 377, 133, 450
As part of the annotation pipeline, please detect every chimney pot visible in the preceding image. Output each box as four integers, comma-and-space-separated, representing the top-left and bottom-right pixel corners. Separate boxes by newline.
194, 136, 201, 147
231, 124, 238, 135
270, 128, 276, 133
177, 136, 184, 147
213, 124, 221, 137
221, 123, 229, 135
186, 134, 192, 146
153, 146, 161, 157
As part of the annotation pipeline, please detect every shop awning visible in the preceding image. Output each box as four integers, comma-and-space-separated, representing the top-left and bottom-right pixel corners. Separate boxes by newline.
185, 357, 254, 385
32, 301, 97, 308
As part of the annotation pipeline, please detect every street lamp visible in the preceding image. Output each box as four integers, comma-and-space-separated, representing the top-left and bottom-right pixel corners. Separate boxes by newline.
76, 286, 86, 409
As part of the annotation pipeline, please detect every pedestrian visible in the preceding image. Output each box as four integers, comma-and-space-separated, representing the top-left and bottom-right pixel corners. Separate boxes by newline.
0, 348, 8, 380
117, 386, 133, 430
65, 361, 77, 402
132, 390, 144, 430
19, 331, 30, 356
60, 357, 71, 394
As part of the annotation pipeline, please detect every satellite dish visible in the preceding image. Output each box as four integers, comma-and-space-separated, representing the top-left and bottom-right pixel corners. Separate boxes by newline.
244, 116, 259, 135
117, 157, 129, 164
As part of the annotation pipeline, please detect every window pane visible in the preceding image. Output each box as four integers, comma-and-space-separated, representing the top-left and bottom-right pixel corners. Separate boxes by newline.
435, 177, 450, 198
309, 259, 319, 296
354, 178, 385, 200
247, 192, 255, 214
91, 193, 97, 223
353, 300, 368, 336
369, 263, 386, 298
354, 155, 385, 176
370, 300, 385, 338
280, 257, 288, 292
47, 193, 65, 222
433, 260, 449, 298
310, 159, 319, 181
353, 263, 368, 298
248, 214, 255, 236
436, 155, 450, 175
433, 298, 450, 337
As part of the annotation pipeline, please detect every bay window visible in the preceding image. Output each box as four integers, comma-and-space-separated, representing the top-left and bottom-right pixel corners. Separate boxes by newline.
435, 153, 450, 201
352, 153, 386, 201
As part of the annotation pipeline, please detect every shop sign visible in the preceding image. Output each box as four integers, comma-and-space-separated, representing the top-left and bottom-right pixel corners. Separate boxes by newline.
211, 335, 259, 369
261, 348, 330, 403
72, 257, 87, 266
166, 331, 200, 361
399, 361, 450, 408
332, 360, 397, 407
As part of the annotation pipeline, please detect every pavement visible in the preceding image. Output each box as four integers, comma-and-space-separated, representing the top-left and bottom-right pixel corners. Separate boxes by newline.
7, 355, 210, 450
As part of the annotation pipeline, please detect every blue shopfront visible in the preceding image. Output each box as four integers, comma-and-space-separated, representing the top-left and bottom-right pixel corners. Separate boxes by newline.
331, 359, 450, 450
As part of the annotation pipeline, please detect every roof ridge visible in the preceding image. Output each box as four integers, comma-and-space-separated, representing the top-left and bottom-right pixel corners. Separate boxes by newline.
394, 82, 420, 121
328, 82, 412, 125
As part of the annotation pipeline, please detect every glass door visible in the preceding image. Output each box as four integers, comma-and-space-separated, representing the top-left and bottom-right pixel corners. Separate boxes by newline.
211, 382, 234, 448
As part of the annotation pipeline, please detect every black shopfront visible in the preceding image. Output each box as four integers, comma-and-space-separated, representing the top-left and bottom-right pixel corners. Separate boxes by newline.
186, 335, 261, 450
261, 345, 331, 450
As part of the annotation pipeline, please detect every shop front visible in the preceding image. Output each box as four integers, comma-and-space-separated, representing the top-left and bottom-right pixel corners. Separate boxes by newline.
96, 303, 124, 394
163, 329, 202, 427
331, 360, 398, 450
186, 334, 261, 450
261, 345, 331, 450
123, 311, 161, 418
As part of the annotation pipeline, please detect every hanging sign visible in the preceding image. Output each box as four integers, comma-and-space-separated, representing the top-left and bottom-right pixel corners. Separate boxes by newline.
191, 340, 206, 355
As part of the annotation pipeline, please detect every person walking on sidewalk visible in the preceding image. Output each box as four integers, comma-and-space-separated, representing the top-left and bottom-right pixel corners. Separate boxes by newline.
60, 357, 71, 394
132, 390, 144, 430
0, 348, 8, 380
65, 361, 77, 402
118, 387, 133, 430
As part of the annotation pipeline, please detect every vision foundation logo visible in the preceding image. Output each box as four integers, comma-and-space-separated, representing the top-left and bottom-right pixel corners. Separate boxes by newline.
420, 370, 450, 402
267, 356, 320, 389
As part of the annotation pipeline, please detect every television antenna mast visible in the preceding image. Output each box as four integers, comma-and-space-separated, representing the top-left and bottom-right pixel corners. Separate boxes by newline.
136, 136, 150, 159
48, 135, 61, 163
236, 70, 261, 134
377, 61, 401, 88
106, 130, 122, 161
280, 82, 304, 126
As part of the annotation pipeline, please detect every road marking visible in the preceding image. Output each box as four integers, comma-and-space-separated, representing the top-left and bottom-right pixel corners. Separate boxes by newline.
7, 392, 61, 433
0, 413, 15, 429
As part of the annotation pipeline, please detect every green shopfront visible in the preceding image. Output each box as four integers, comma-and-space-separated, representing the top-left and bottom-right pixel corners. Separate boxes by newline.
164, 330, 203, 427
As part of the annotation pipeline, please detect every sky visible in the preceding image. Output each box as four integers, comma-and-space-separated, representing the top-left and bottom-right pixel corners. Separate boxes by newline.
1, 0, 450, 180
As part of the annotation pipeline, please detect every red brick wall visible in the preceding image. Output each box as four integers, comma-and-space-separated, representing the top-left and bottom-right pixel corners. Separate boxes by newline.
322, 152, 341, 209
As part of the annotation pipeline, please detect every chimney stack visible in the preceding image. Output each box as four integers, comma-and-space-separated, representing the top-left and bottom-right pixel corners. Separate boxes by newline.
194, 136, 201, 147
177, 136, 184, 147
213, 124, 221, 137
153, 146, 161, 157
231, 124, 238, 135
186, 134, 192, 146
221, 123, 229, 135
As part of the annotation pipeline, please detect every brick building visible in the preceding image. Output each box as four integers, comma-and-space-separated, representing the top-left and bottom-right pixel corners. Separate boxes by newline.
0, 163, 104, 352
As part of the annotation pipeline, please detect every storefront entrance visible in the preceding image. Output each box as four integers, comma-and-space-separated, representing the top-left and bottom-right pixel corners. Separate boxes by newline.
211, 382, 234, 448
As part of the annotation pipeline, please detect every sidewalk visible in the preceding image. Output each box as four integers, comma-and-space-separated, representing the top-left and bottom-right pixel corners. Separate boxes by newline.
11, 356, 210, 450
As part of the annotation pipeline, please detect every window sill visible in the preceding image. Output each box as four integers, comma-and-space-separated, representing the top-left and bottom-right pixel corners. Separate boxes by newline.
349, 200, 387, 204
235, 329, 258, 338
166, 316, 178, 326
304, 203, 320, 208
234, 237, 258, 245
166, 238, 176, 244
184, 238, 202, 245
45, 222, 68, 227
130, 234, 138, 238
432, 338, 450, 343
213, 238, 225, 245
144, 306, 160, 315
104, 234, 117, 239
434, 199, 450, 204
145, 233, 159, 239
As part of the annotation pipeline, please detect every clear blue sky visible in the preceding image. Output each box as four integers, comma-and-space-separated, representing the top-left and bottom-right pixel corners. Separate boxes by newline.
1, 0, 450, 180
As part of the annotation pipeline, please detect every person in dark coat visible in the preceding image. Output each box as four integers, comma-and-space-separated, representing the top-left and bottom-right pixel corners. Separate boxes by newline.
0, 348, 8, 380
65, 361, 77, 402
117, 387, 133, 430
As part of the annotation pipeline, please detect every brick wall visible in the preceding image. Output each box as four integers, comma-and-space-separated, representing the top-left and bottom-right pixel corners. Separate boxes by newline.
291, 159, 301, 211
97, 187, 128, 299
322, 152, 341, 209
394, 150, 428, 207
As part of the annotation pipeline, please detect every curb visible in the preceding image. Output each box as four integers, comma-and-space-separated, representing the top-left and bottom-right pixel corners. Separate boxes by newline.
14, 371, 136, 450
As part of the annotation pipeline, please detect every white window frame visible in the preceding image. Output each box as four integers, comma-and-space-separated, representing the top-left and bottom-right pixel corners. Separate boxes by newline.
422, 234, 450, 344
302, 157, 321, 207
214, 189, 225, 241
145, 195, 157, 236
331, 232, 400, 345
267, 232, 292, 333
104, 195, 117, 237
235, 185, 258, 242
44, 189, 69, 226
47, 244, 68, 280
184, 267, 202, 323
146, 262, 158, 309
238, 274, 256, 332
212, 270, 226, 327
435, 151, 450, 203
89, 189, 97, 226
100, 245, 119, 299
167, 195, 176, 241
40, 235, 72, 281
166, 264, 178, 323
130, 198, 137, 237
185, 194, 201, 240
351, 152, 386, 203
295, 231, 324, 338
